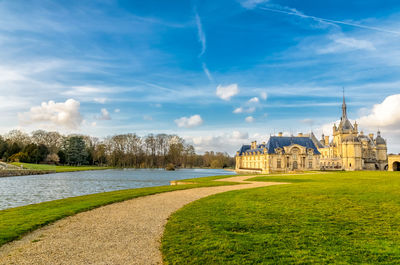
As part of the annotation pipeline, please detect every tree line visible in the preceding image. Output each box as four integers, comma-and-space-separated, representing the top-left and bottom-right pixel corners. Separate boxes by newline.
0, 130, 234, 169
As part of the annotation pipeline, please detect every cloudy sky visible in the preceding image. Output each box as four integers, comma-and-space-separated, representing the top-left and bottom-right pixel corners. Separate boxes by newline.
1, 0, 400, 155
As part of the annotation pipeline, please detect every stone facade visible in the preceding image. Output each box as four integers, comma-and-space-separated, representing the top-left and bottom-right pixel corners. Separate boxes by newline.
235, 95, 389, 173
235, 133, 321, 174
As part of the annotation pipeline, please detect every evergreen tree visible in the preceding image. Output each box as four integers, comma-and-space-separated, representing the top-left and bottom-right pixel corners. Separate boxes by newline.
64, 136, 87, 165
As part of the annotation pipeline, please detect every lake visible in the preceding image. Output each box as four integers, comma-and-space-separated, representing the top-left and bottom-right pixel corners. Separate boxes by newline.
0, 168, 235, 210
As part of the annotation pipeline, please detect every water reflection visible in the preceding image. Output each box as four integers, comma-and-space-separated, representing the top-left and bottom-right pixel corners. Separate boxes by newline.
0, 168, 234, 210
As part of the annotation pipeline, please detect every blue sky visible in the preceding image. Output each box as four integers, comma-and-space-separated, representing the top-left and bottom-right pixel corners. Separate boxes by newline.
1, 0, 400, 154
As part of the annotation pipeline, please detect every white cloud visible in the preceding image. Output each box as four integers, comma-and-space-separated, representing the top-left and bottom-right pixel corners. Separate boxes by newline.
18, 99, 83, 129
233, 106, 255, 114
260, 91, 268, 100
175, 114, 203, 128
249, 97, 259, 103
233, 107, 244, 114
216, 84, 239, 100
94, 97, 107, 104
98, 108, 111, 120
232, 131, 249, 139
114, 108, 120, 113
245, 116, 255, 123
91, 121, 97, 127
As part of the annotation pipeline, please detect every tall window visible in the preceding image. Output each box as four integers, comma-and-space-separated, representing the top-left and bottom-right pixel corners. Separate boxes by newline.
308, 161, 313, 168
277, 159, 281, 168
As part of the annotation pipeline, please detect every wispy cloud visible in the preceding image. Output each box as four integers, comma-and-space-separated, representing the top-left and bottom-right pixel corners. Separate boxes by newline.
258, 6, 400, 36
195, 12, 206, 56
202, 62, 213, 81
317, 35, 376, 54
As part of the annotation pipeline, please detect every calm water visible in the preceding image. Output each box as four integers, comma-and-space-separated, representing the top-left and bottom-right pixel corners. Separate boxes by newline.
0, 168, 235, 210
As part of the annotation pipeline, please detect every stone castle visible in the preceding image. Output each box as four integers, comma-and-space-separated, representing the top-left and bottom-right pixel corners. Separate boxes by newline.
235, 95, 389, 173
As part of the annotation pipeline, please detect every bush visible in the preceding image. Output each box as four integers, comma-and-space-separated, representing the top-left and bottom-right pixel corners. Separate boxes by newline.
165, 163, 175, 171
8, 152, 29, 163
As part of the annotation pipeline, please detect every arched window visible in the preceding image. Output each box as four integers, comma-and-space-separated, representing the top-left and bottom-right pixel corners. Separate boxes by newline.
293, 161, 298, 170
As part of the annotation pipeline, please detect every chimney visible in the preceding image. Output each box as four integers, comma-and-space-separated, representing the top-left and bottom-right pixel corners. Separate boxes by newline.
369, 133, 374, 140
278, 132, 283, 137
324, 136, 329, 146
297, 133, 303, 137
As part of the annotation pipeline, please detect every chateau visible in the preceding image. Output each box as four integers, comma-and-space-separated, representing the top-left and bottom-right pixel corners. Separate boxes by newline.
235, 95, 389, 173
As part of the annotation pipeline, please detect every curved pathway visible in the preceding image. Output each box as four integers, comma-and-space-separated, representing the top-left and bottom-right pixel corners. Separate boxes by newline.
0, 176, 288, 265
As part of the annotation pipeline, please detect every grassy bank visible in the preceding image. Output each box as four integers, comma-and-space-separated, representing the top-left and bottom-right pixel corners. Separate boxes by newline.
11, 162, 112, 173
162, 171, 400, 264
0, 174, 239, 247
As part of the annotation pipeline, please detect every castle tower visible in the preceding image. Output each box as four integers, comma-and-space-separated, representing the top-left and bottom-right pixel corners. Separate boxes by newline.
375, 130, 388, 170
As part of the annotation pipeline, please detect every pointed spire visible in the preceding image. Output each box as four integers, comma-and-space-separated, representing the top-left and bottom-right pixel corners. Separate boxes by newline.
342, 87, 347, 119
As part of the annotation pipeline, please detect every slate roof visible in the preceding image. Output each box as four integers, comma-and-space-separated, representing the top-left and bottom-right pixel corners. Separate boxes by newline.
237, 136, 321, 156
266, 136, 320, 154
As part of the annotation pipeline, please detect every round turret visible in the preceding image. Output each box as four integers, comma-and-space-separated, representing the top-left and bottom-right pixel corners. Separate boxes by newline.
375, 131, 386, 145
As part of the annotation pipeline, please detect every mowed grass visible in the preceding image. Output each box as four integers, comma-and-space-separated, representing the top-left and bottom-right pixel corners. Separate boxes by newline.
0, 174, 239, 247
162, 171, 400, 264
11, 162, 112, 172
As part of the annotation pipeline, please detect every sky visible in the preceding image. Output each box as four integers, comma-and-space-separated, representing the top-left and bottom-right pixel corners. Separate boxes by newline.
1, 0, 400, 155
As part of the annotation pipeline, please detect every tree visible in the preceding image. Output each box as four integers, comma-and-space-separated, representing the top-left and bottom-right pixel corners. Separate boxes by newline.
45, 153, 60, 164
58, 150, 66, 164
64, 136, 87, 165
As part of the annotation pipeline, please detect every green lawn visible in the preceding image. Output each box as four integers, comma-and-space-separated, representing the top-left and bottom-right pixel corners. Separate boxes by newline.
0, 174, 239, 247
11, 162, 112, 172
162, 171, 400, 264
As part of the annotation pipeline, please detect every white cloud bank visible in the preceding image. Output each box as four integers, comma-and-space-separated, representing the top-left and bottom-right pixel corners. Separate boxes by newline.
216, 84, 239, 100
175, 114, 203, 128
358, 94, 400, 129
19, 99, 82, 129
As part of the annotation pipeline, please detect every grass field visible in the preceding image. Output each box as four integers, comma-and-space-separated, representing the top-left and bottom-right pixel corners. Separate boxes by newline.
0, 174, 240, 247
162, 171, 400, 264
11, 162, 112, 172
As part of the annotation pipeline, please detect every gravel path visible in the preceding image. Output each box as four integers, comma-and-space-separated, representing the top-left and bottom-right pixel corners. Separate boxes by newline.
0, 176, 287, 265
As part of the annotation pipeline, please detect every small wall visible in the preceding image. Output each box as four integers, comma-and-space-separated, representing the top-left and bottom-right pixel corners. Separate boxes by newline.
0, 170, 55, 178
235, 168, 262, 174
388, 155, 400, 171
